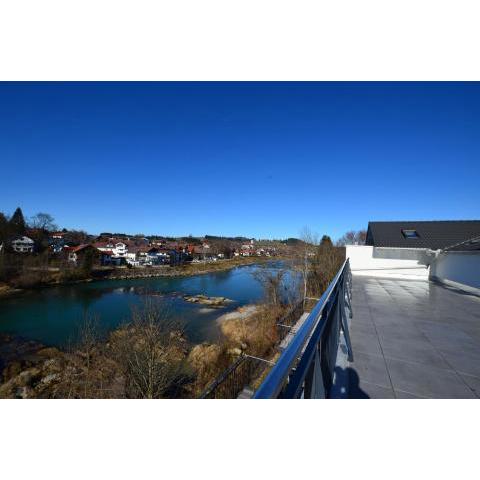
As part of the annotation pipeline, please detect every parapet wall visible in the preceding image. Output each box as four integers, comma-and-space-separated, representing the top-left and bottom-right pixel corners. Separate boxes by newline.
429, 251, 480, 295
346, 245, 429, 279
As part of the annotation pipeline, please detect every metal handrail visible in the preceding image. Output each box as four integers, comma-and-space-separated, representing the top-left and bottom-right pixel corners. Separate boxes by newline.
200, 355, 246, 399
253, 259, 352, 399
199, 300, 305, 399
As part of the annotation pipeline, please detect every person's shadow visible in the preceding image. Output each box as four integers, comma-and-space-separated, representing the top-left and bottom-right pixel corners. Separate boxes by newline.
347, 368, 370, 398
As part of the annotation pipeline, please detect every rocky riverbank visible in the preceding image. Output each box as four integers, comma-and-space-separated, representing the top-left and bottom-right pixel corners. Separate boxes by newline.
0, 299, 285, 398
0, 283, 23, 298
216, 304, 259, 323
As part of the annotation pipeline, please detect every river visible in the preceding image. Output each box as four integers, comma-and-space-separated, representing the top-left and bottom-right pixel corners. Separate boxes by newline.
0, 263, 297, 347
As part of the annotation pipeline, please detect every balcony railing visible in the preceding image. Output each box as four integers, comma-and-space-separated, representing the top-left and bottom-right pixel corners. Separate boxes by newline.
253, 259, 353, 399
200, 355, 272, 399
199, 300, 305, 399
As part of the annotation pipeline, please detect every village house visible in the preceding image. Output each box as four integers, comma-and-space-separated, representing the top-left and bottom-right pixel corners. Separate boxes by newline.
98, 249, 114, 266
192, 246, 209, 261
11, 236, 35, 253
49, 232, 66, 253
125, 245, 151, 266
240, 239, 255, 256
94, 241, 128, 258
65, 244, 97, 265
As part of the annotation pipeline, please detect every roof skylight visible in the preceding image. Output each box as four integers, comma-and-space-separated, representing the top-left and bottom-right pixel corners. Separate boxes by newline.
402, 229, 419, 239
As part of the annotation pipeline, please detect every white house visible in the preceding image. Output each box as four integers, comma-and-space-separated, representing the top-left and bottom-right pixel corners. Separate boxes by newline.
11, 236, 35, 253
113, 242, 127, 257
95, 241, 128, 258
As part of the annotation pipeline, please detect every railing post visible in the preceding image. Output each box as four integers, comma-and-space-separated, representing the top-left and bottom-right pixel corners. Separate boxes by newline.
303, 343, 326, 399
340, 271, 354, 362
346, 261, 353, 318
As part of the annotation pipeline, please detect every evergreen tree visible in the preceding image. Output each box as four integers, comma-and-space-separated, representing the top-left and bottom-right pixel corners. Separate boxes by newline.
9, 207, 26, 236
320, 235, 333, 247
81, 248, 95, 276
0, 212, 8, 242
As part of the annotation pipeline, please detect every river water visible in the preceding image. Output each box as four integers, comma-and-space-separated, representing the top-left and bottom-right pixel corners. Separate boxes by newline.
0, 263, 297, 347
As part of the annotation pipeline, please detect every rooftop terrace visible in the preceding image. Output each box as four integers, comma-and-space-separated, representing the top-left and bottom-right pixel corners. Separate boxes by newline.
348, 276, 480, 398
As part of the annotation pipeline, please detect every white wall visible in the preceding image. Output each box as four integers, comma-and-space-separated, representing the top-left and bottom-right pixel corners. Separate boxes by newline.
429, 251, 480, 294
346, 245, 430, 279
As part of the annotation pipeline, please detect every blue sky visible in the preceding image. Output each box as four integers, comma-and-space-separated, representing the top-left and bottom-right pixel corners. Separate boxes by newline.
0, 82, 479, 240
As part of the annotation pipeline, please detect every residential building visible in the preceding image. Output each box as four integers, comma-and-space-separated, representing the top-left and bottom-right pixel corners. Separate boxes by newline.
65, 244, 97, 265
49, 232, 66, 253
98, 250, 114, 266
11, 236, 35, 253
347, 220, 480, 287
94, 241, 128, 258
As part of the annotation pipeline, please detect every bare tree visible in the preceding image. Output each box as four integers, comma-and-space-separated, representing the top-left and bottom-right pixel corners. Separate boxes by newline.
111, 300, 189, 399
77, 313, 100, 398
253, 264, 288, 307
293, 227, 319, 306
52, 312, 113, 399
30, 212, 58, 232
336, 229, 367, 246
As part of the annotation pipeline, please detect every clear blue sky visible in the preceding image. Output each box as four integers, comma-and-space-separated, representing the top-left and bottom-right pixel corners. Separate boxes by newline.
0, 82, 479, 240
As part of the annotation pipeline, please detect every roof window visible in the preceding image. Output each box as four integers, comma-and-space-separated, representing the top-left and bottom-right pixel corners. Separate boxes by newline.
402, 229, 419, 239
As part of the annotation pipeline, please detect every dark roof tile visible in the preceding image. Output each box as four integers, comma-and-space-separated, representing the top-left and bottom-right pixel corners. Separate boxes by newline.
366, 221, 480, 250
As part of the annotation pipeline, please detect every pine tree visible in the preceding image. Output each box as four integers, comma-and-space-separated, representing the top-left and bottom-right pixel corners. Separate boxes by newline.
320, 235, 333, 247
9, 207, 26, 236
0, 212, 8, 242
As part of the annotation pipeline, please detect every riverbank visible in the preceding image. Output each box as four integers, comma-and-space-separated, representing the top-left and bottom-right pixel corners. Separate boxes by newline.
102, 256, 273, 280
0, 298, 291, 398
0, 301, 271, 398
0, 283, 23, 298
0, 256, 276, 298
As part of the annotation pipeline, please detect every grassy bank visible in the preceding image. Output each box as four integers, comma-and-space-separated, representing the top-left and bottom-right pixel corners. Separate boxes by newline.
0, 299, 283, 399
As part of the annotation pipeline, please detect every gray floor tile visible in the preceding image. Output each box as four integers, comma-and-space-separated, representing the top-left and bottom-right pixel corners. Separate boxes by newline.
350, 329, 383, 355
352, 315, 375, 329
350, 275, 480, 399
459, 375, 480, 398
350, 321, 377, 335
349, 379, 395, 399
385, 357, 476, 399
347, 352, 391, 388
417, 322, 480, 351
375, 323, 424, 341
438, 349, 480, 378
394, 389, 425, 399
381, 338, 451, 369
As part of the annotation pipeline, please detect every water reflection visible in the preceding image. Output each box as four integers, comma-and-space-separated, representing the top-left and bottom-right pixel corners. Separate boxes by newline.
0, 263, 296, 348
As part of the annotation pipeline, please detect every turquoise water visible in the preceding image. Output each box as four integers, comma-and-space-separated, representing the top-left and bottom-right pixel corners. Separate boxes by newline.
0, 264, 294, 347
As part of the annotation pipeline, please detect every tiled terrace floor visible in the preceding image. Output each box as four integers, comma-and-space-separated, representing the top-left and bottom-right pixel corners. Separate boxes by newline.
348, 276, 480, 398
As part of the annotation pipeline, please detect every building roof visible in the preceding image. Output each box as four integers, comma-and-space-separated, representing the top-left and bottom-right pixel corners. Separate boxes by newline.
12, 236, 34, 243
92, 241, 111, 248
67, 244, 93, 253
365, 221, 480, 250
444, 235, 480, 252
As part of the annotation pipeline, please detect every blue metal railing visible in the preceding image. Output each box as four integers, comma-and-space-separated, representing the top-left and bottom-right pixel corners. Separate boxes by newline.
253, 259, 353, 399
